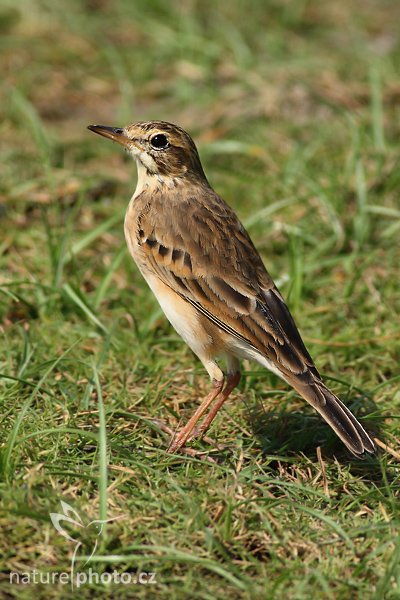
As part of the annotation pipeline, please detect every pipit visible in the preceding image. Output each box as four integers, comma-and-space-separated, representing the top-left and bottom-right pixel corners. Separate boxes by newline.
88, 121, 374, 456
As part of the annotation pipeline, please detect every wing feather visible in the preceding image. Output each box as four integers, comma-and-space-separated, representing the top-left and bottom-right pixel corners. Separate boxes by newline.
134, 189, 317, 379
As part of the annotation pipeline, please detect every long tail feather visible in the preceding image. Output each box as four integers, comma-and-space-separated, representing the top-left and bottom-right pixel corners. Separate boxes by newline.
289, 378, 375, 455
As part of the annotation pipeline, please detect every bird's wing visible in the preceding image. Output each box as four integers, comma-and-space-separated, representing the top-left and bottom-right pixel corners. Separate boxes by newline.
136, 189, 318, 381
134, 189, 375, 455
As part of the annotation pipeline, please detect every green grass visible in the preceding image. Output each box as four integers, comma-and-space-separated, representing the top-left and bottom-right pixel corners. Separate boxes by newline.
1, 0, 400, 598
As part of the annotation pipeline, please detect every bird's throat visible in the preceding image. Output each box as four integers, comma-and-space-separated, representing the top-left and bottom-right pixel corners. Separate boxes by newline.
133, 159, 180, 200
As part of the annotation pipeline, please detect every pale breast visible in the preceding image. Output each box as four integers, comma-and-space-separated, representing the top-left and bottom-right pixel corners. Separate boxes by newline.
124, 198, 141, 261
123, 191, 210, 355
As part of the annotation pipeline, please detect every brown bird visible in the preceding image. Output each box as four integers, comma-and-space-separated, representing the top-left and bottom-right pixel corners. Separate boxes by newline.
88, 121, 375, 456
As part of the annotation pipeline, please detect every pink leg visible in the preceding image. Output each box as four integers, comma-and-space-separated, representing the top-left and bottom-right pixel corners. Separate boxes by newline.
168, 378, 224, 453
190, 371, 241, 439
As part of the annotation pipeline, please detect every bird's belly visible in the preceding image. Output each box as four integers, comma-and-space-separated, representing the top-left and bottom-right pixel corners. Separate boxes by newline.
139, 270, 214, 358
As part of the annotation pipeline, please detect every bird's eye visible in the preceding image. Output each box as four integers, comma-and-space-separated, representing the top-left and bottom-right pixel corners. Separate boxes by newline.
150, 134, 169, 149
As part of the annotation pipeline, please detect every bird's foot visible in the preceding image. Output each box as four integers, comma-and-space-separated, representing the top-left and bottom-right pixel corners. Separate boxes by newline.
151, 418, 219, 460
168, 426, 226, 453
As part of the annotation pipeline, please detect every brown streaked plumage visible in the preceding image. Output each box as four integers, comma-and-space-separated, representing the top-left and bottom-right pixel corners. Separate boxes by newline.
87, 121, 375, 456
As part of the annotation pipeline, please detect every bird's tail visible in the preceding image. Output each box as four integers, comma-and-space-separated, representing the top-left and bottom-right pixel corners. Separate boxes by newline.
289, 377, 375, 455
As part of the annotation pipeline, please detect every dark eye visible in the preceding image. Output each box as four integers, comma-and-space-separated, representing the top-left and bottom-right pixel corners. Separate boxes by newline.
150, 134, 169, 149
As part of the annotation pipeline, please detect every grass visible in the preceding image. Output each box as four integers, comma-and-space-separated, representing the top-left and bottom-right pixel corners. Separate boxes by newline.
1, 0, 400, 597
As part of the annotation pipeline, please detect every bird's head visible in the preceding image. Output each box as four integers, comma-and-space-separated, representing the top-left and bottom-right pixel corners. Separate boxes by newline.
88, 120, 207, 184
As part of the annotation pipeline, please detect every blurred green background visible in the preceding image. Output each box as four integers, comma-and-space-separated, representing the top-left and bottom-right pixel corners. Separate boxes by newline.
1, 0, 400, 598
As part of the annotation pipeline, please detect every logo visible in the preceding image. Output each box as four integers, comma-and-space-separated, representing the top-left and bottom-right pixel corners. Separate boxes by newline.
9, 499, 157, 588
50, 500, 121, 587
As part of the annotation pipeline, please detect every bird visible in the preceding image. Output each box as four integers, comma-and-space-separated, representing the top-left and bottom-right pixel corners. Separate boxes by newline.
87, 120, 375, 456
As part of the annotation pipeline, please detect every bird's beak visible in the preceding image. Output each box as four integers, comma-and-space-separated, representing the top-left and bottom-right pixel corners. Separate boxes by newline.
87, 125, 132, 148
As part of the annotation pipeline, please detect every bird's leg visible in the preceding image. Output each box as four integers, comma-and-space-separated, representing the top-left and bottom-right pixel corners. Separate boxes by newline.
168, 378, 224, 453
189, 371, 241, 441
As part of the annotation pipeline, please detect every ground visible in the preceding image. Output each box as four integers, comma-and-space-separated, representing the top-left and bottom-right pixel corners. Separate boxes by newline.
1, 0, 400, 598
